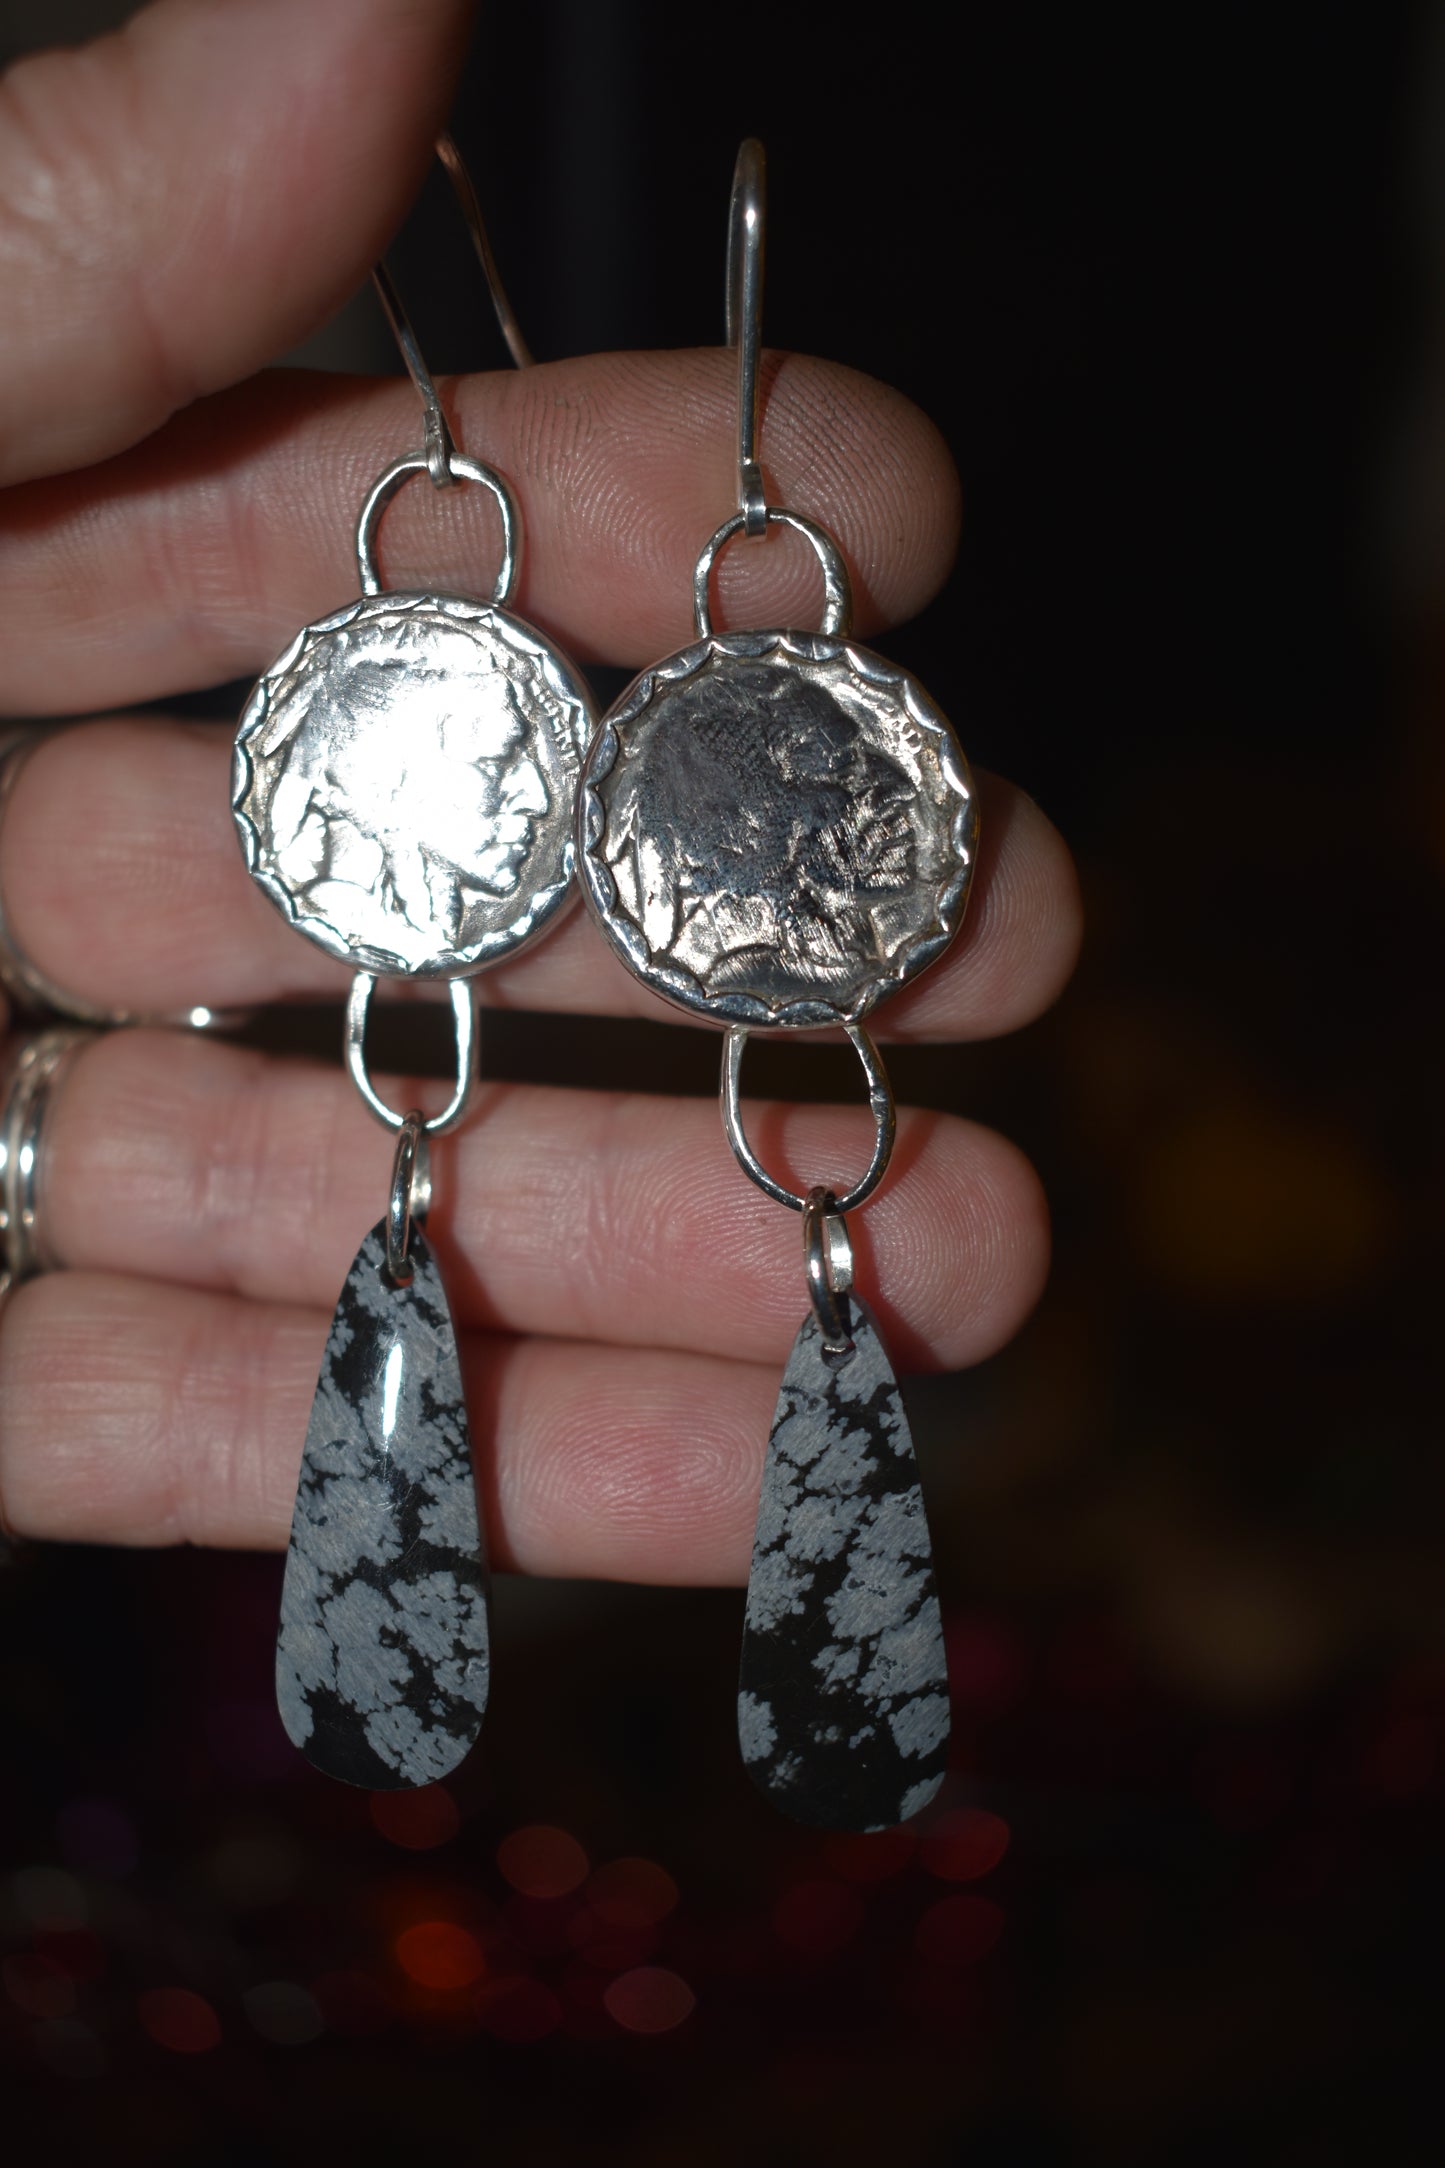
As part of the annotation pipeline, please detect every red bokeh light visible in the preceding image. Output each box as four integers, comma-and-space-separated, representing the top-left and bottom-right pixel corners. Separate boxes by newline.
602, 1966, 695, 2034
586, 1857, 679, 1929
137, 1987, 222, 2054
496, 1824, 589, 1898
394, 1921, 485, 1992
369, 1785, 461, 1850
914, 1892, 1005, 1966
773, 1880, 865, 1957
918, 1809, 1011, 1883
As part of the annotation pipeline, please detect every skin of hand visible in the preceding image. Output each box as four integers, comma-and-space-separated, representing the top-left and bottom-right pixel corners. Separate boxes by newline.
0, 0, 1082, 1581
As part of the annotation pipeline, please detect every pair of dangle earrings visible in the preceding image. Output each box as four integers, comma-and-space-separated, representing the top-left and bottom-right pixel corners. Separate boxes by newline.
233, 140, 978, 1833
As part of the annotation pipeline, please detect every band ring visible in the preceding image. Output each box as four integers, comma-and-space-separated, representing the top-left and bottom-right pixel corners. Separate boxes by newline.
0, 731, 251, 1032
0, 1025, 95, 1287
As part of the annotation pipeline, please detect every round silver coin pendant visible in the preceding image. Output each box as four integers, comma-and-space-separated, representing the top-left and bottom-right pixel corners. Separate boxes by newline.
578, 631, 978, 1027
234, 592, 598, 977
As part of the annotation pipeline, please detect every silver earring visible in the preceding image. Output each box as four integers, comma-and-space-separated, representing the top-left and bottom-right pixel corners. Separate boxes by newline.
233, 138, 596, 1790
578, 142, 977, 1831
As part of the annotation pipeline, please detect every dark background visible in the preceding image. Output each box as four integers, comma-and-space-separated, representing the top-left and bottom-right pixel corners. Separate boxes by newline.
2, 2, 1441, 2161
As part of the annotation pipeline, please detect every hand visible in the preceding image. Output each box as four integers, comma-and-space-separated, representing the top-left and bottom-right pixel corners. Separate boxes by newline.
0, 0, 1081, 1580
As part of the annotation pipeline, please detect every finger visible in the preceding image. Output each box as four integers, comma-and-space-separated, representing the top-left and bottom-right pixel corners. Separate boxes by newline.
0, 352, 961, 708
44, 1029, 1051, 1374
4, 721, 1080, 1041
0, 1271, 779, 1582
0, 0, 473, 483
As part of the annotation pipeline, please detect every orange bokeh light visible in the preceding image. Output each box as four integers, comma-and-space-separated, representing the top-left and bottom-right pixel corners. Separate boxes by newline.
394, 1920, 485, 1992
496, 1823, 589, 1899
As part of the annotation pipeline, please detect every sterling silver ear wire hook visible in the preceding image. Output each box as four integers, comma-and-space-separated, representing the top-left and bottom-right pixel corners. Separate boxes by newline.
372, 132, 534, 492
726, 138, 767, 537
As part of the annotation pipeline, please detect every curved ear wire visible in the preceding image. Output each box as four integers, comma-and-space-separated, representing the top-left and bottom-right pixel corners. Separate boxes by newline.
726, 138, 767, 536
371, 133, 533, 489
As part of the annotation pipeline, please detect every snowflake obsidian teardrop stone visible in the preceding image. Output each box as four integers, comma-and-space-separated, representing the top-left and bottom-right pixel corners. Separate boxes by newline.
738, 1298, 950, 1830
275, 1220, 489, 1788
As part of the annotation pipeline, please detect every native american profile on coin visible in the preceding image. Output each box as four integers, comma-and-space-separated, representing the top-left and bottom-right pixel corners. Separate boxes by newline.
236, 601, 591, 975
597, 661, 947, 1008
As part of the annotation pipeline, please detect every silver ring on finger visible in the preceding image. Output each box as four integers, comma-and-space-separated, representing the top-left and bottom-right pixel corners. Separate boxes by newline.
0, 730, 252, 1032
0, 1025, 95, 1287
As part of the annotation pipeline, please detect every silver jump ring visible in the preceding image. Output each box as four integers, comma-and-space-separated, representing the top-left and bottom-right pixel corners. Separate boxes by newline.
726, 138, 767, 537
344, 973, 477, 1136
385, 1111, 432, 1286
0, 736, 251, 1032
355, 451, 520, 604
0, 1026, 95, 1285
692, 507, 853, 641
802, 1184, 856, 1357
720, 1022, 895, 1215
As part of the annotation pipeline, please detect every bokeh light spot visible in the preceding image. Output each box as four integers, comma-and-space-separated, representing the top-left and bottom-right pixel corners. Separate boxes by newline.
496, 1824, 588, 1898
369, 1784, 461, 1850
918, 1809, 1011, 1883
914, 1892, 1005, 1966
602, 1966, 695, 2034
773, 1881, 865, 1957
395, 1920, 485, 1991
586, 1857, 679, 1929
243, 1980, 324, 2045
138, 1987, 222, 2054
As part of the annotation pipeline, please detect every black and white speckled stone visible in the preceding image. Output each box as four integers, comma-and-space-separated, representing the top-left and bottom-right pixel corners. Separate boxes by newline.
738, 1298, 950, 1831
275, 1221, 489, 1789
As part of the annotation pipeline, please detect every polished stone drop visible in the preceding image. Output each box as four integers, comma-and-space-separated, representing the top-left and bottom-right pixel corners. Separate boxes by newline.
738, 1299, 950, 1831
275, 1220, 489, 1788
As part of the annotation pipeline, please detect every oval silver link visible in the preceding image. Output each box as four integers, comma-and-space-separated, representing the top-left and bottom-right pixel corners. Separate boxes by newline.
693, 507, 853, 640
726, 139, 767, 538
384, 1111, 430, 1285
720, 1022, 895, 1214
355, 451, 519, 603
802, 1184, 856, 1357
344, 973, 477, 1136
